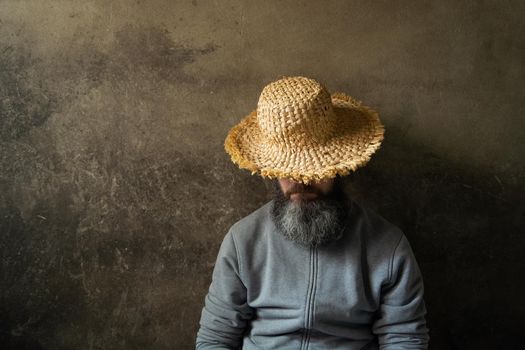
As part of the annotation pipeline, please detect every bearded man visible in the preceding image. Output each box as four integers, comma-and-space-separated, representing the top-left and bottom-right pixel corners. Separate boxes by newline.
196, 76, 429, 349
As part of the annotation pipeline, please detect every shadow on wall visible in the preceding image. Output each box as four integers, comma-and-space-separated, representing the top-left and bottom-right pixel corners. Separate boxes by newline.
344, 127, 525, 350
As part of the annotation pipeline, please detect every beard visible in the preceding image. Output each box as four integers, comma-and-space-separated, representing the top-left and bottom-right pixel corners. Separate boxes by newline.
270, 178, 351, 247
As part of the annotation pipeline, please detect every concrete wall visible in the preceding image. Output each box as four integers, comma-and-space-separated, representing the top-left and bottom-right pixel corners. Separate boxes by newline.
0, 1, 523, 349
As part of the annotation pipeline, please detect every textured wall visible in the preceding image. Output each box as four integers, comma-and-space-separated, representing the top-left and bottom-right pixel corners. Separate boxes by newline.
0, 1, 523, 349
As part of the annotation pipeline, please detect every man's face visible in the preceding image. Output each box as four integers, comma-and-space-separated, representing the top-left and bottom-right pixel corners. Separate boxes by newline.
277, 178, 335, 203
270, 177, 350, 247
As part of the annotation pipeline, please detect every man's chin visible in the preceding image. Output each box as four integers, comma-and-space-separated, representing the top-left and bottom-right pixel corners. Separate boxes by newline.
271, 184, 351, 247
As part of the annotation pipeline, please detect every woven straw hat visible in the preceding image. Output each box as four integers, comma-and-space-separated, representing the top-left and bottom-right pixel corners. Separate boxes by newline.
224, 76, 384, 184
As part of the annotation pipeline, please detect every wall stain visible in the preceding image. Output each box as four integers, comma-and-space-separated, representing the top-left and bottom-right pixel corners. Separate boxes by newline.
112, 25, 217, 82
53, 24, 219, 91
0, 44, 55, 141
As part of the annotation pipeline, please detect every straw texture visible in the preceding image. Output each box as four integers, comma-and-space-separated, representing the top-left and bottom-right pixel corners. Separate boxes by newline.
224, 76, 385, 184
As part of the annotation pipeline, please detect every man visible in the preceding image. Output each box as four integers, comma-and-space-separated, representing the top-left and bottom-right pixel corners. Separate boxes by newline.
196, 76, 429, 349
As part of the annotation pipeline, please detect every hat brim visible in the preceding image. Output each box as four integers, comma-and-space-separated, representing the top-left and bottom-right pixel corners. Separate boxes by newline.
224, 92, 385, 184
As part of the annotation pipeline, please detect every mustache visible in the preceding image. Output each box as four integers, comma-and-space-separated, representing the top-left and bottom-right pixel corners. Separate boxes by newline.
284, 184, 323, 197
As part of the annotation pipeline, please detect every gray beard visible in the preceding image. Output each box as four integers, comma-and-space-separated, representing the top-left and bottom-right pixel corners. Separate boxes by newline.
270, 180, 350, 247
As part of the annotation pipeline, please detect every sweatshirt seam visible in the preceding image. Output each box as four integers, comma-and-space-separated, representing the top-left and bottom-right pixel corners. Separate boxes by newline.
301, 246, 314, 350
388, 232, 404, 284
308, 247, 319, 349
230, 232, 244, 282
311, 247, 319, 327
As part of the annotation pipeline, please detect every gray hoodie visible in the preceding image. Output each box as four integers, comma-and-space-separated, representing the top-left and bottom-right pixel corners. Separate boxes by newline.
196, 199, 429, 349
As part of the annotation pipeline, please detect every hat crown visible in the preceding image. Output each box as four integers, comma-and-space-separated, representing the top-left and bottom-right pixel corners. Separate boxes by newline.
256, 76, 336, 146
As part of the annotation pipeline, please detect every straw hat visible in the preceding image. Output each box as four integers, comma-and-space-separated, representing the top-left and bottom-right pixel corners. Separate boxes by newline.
224, 76, 385, 184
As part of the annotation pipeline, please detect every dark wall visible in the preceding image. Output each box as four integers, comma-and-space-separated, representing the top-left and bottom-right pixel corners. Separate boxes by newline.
0, 1, 524, 349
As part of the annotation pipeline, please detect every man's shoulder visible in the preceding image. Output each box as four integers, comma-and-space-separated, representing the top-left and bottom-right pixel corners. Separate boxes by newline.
228, 200, 274, 241
349, 199, 405, 253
